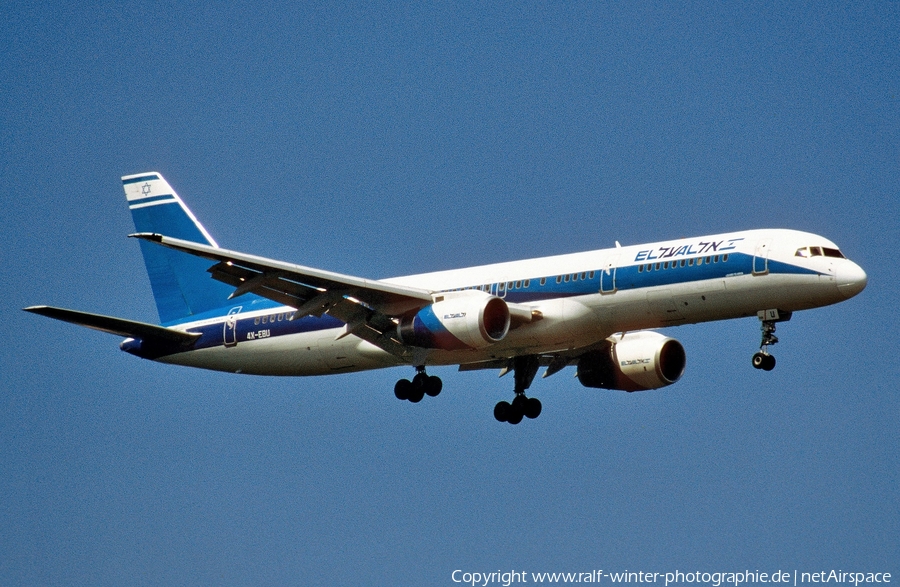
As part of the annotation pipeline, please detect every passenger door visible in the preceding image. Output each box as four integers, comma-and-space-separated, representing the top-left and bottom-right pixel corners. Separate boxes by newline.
753, 239, 771, 275
223, 306, 241, 347
600, 254, 619, 293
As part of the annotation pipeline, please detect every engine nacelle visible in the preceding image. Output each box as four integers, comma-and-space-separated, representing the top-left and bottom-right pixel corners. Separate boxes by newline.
577, 331, 686, 392
397, 293, 510, 350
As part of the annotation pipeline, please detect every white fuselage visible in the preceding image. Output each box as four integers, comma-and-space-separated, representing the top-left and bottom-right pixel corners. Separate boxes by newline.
155, 228, 866, 376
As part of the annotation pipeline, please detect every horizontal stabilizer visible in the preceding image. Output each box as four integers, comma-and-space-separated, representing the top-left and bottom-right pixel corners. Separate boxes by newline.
23, 306, 201, 345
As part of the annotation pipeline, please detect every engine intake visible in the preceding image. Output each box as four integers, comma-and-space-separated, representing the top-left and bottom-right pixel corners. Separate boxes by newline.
577, 331, 686, 391
398, 293, 510, 350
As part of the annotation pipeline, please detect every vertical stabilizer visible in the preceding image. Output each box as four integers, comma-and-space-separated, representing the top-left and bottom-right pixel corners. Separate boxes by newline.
122, 172, 236, 324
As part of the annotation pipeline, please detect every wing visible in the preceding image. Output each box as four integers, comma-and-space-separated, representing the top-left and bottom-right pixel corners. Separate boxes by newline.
130, 233, 436, 358
131, 232, 543, 361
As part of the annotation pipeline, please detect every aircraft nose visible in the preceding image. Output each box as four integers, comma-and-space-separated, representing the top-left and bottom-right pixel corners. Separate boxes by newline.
837, 261, 867, 299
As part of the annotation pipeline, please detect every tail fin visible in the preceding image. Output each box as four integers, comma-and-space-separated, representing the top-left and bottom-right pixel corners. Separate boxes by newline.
123, 172, 236, 324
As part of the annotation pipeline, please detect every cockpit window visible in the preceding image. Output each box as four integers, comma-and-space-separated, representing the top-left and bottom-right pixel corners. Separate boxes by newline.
796, 246, 846, 259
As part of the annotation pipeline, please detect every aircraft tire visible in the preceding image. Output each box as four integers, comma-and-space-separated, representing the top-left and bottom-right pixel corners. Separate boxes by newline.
507, 407, 524, 425
424, 375, 442, 397
494, 401, 511, 422
507, 398, 525, 424
408, 386, 425, 403
394, 379, 412, 400
752, 352, 766, 369
762, 355, 776, 371
524, 397, 542, 419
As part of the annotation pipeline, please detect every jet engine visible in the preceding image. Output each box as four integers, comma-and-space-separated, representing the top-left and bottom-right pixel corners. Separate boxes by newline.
577, 331, 686, 391
397, 293, 510, 350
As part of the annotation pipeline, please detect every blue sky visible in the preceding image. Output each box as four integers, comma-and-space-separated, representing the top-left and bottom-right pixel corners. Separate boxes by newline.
2, 2, 898, 585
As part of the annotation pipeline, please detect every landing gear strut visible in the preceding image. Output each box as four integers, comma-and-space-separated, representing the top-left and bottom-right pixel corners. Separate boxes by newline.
394, 366, 442, 403
494, 355, 542, 425
752, 309, 791, 371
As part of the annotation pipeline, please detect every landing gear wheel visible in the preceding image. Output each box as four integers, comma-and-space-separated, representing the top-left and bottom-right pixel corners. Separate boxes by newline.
494, 401, 511, 422
407, 384, 425, 403
524, 397, 542, 419
752, 352, 776, 371
394, 379, 412, 400
424, 375, 442, 397
396, 369, 441, 403
752, 352, 766, 369
507, 403, 524, 425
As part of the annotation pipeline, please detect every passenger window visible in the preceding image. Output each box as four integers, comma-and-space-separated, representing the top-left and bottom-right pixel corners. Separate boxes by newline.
262, 315, 267, 324
540, 277, 546, 286
564, 274, 570, 283
696, 257, 703, 265
663, 262, 669, 269
254, 317, 260, 325
524, 280, 530, 288
580, 272, 586, 280
680, 259, 686, 267
689, 258, 695, 266
655, 262, 661, 270
499, 283, 505, 291
723, 254, 729, 262
713, 256, 719, 263
705, 256, 711, 264
638, 264, 644, 273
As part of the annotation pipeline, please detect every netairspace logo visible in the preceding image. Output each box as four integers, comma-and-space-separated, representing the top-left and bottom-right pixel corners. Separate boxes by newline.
450, 570, 893, 586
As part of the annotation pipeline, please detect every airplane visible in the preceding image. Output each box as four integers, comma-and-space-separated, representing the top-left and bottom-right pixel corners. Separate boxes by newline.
25, 172, 868, 424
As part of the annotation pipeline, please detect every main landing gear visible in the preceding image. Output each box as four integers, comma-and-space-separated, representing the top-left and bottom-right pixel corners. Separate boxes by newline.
394, 366, 442, 403
752, 309, 792, 371
494, 355, 542, 425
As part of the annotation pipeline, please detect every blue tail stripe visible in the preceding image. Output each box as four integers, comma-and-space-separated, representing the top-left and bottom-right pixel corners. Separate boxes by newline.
129, 194, 176, 207
122, 174, 160, 184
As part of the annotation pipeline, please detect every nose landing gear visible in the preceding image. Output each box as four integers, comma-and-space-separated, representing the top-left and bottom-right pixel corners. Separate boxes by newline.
752, 309, 791, 371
